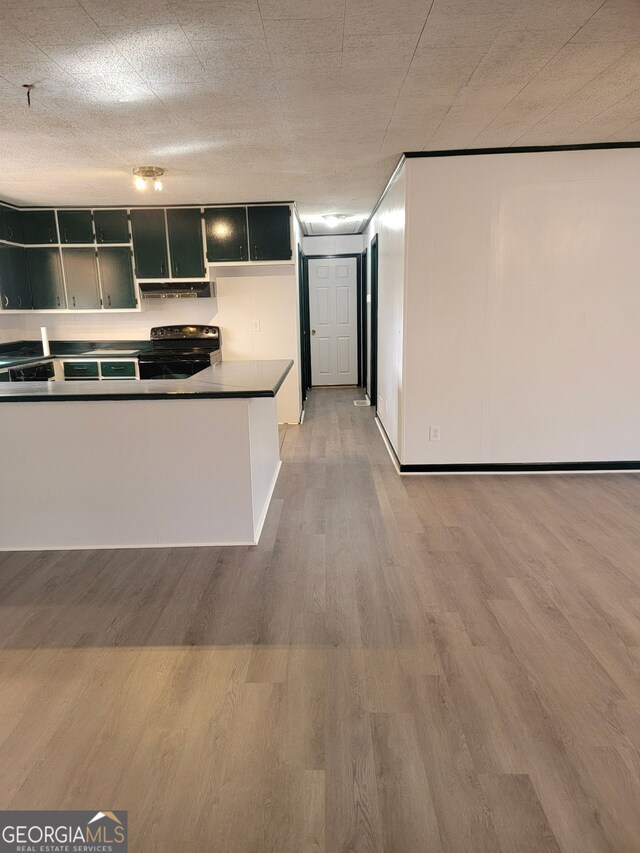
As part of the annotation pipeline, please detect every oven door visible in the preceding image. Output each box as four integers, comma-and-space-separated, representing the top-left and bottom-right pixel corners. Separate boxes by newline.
138, 357, 209, 380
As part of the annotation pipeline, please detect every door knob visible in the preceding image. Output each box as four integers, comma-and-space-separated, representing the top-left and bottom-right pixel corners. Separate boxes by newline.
311, 329, 316, 335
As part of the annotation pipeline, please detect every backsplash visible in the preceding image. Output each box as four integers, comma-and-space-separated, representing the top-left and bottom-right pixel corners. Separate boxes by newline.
0, 295, 219, 342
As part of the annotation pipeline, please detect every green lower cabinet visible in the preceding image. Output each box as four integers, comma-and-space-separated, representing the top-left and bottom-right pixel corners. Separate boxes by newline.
205, 207, 248, 262
167, 208, 205, 278
26, 248, 66, 309
62, 248, 101, 309
63, 361, 99, 379
97, 247, 136, 308
0, 244, 32, 310
100, 360, 136, 378
94, 209, 129, 244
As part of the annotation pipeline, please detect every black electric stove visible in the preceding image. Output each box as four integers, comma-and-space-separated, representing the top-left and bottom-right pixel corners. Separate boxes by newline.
138, 325, 222, 380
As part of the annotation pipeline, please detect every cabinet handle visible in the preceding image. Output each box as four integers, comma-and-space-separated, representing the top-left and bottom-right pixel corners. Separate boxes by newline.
253, 244, 258, 259
239, 245, 243, 260
175, 262, 179, 275
160, 262, 165, 276
64, 228, 68, 241
107, 294, 111, 307
48, 228, 53, 242
18, 295, 22, 308
99, 228, 104, 242
72, 295, 76, 307
7, 226, 13, 239
3, 294, 8, 307
56, 295, 60, 307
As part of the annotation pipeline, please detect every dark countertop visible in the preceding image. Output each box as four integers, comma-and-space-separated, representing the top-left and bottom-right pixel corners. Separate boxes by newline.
0, 359, 293, 402
0, 339, 150, 370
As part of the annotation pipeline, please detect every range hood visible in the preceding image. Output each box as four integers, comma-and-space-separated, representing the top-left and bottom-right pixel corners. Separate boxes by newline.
139, 281, 213, 299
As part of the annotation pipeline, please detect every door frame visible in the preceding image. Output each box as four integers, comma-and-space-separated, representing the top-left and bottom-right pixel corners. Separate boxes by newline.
369, 235, 378, 409
297, 245, 311, 403
360, 248, 368, 391
303, 253, 363, 387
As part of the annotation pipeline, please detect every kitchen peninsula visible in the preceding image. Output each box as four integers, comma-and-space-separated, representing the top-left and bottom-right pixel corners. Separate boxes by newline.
0, 356, 292, 550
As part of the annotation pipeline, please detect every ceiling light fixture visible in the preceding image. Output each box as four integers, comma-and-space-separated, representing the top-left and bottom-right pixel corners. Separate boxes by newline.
133, 166, 165, 192
322, 213, 347, 228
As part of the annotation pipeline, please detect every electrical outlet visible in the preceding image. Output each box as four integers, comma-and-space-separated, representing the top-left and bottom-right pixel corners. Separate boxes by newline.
429, 425, 441, 442
252, 320, 261, 332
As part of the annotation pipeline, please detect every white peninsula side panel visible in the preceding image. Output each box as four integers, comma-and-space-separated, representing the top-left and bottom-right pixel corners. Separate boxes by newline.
0, 396, 281, 550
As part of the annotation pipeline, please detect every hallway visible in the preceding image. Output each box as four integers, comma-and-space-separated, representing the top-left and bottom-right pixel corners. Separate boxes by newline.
1, 388, 640, 851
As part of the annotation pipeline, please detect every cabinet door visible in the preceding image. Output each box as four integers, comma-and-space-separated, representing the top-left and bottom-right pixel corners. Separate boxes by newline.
26, 248, 66, 308
58, 210, 93, 244
204, 207, 248, 262
248, 205, 291, 261
130, 209, 168, 279
62, 248, 101, 309
98, 247, 136, 309
23, 210, 58, 244
1, 205, 24, 243
167, 208, 205, 278
63, 361, 99, 379
1, 246, 32, 309
94, 209, 129, 244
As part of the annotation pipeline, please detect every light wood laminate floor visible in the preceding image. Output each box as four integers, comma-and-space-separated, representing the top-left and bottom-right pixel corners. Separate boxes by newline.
1, 388, 640, 852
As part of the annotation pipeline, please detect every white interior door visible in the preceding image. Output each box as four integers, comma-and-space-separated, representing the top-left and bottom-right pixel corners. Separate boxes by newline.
308, 257, 358, 385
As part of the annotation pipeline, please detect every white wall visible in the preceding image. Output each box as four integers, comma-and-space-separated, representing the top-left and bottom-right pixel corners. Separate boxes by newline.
363, 165, 407, 453
0, 267, 302, 424
403, 149, 640, 465
303, 234, 363, 256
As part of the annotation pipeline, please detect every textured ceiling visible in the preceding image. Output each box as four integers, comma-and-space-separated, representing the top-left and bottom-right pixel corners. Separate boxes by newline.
1, 0, 640, 228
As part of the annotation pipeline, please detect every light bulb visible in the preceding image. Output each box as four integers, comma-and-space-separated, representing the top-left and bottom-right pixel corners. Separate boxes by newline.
153, 179, 163, 192
134, 176, 146, 191
324, 215, 339, 227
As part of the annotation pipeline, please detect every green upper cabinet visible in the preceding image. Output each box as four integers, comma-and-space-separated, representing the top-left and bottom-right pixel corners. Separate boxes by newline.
58, 210, 94, 244
97, 247, 136, 309
248, 205, 292, 261
23, 210, 58, 245
26, 247, 66, 308
130, 209, 168, 279
94, 209, 129, 244
204, 207, 248, 262
0, 244, 32, 310
0, 205, 24, 244
62, 248, 101, 309
167, 208, 205, 278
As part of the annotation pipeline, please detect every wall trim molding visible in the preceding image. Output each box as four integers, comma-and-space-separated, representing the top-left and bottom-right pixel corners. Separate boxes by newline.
375, 415, 640, 475
403, 141, 640, 159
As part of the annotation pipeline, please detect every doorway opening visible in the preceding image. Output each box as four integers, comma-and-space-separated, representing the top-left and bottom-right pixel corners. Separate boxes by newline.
369, 235, 379, 409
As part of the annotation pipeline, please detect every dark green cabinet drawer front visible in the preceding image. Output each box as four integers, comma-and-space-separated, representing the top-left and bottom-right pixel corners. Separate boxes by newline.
205, 207, 248, 262
248, 205, 291, 261
0, 245, 32, 309
26, 248, 66, 308
130, 209, 168, 279
58, 210, 94, 244
100, 360, 136, 378
167, 208, 205, 277
23, 211, 58, 244
94, 209, 129, 244
62, 248, 101, 309
97, 247, 136, 309
1, 205, 24, 243
64, 361, 99, 379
